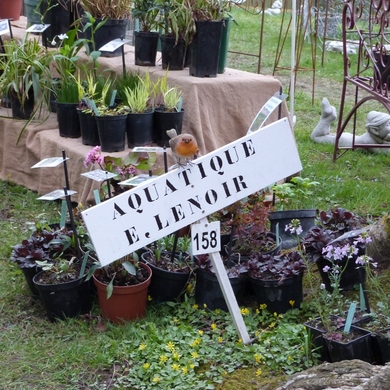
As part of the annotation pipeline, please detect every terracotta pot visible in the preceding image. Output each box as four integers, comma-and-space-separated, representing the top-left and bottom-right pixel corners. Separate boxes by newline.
93, 263, 152, 323
0, 0, 22, 20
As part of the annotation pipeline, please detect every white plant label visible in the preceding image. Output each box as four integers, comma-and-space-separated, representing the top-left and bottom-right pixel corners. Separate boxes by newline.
191, 221, 221, 255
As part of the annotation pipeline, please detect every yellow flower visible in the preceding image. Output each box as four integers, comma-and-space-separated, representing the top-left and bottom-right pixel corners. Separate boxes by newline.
193, 304, 199, 309
288, 355, 293, 361
269, 322, 276, 328
186, 283, 194, 294
273, 312, 278, 317
147, 295, 152, 301
182, 366, 188, 374
138, 343, 147, 350
159, 355, 168, 363
255, 308, 260, 314
190, 363, 195, 369
254, 353, 263, 363
152, 377, 160, 383
218, 337, 223, 343
203, 303, 207, 309
237, 338, 243, 344
166, 341, 175, 352
214, 309, 220, 314
240, 307, 250, 315
173, 352, 180, 360
211, 323, 217, 331
191, 351, 199, 359
259, 303, 267, 310
190, 338, 201, 348
171, 363, 180, 371
143, 363, 150, 369
198, 330, 204, 336
255, 368, 262, 376
289, 300, 295, 307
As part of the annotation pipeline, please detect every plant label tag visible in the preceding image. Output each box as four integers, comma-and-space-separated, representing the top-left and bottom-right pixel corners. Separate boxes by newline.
191, 221, 220, 255
99, 38, 131, 52
31, 157, 69, 168
82, 118, 302, 266
81, 169, 117, 182
26, 24, 50, 33
0, 20, 10, 36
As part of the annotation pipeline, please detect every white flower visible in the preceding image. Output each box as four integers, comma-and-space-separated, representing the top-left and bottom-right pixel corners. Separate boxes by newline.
51, 39, 56, 46
58, 34, 68, 40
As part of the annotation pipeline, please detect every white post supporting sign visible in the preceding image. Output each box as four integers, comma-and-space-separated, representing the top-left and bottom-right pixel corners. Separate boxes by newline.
82, 118, 302, 264
82, 118, 302, 342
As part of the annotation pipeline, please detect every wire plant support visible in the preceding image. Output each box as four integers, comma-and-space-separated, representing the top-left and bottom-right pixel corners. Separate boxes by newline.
334, 0, 390, 160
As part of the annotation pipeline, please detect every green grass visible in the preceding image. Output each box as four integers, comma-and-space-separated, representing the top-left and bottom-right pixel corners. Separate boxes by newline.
2, 5, 390, 389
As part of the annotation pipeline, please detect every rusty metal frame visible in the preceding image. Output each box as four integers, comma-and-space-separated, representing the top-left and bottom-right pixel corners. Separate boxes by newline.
334, 0, 390, 160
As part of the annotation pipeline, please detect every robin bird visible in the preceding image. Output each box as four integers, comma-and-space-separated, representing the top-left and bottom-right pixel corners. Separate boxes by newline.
166, 129, 199, 166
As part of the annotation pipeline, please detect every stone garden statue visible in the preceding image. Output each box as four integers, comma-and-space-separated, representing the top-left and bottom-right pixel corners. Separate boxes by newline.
311, 97, 390, 154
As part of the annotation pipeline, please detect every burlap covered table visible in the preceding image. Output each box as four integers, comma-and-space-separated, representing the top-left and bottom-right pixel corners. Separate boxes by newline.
0, 17, 291, 205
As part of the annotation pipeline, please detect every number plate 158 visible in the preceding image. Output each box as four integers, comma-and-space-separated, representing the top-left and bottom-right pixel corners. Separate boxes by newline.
191, 221, 221, 255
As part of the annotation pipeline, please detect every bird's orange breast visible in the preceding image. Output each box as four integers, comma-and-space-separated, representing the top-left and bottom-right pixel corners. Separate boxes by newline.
175, 139, 199, 158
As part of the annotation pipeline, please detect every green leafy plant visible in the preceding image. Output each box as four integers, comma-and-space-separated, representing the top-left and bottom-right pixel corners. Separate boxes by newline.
79, 0, 133, 19
132, 0, 161, 32
271, 177, 320, 210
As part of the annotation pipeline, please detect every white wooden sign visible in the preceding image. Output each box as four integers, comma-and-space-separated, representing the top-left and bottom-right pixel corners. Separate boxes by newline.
82, 118, 302, 266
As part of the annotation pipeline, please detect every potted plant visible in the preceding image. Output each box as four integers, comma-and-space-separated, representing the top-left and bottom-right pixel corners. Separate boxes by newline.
186, 0, 227, 77
83, 145, 157, 200
53, 72, 83, 138
154, 76, 184, 147
159, 0, 195, 70
91, 77, 130, 152
141, 233, 194, 303
132, 0, 161, 66
246, 250, 306, 314
0, 0, 23, 20
268, 176, 319, 249
9, 222, 68, 298
194, 252, 248, 311
90, 253, 152, 323
303, 207, 365, 291
33, 254, 92, 322
123, 73, 155, 147
0, 35, 52, 121
226, 192, 281, 258
79, 0, 132, 57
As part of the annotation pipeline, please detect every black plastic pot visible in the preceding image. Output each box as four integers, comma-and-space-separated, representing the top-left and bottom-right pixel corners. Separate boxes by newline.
78, 109, 100, 146
41, 0, 72, 46
127, 111, 154, 147
154, 108, 184, 147
375, 328, 390, 364
268, 209, 317, 249
56, 102, 81, 138
160, 35, 187, 70
10, 90, 35, 120
21, 266, 41, 299
323, 326, 373, 363
141, 252, 192, 303
134, 31, 160, 66
96, 114, 127, 152
82, 16, 129, 57
195, 268, 246, 311
304, 318, 332, 362
190, 20, 223, 78
249, 272, 303, 314
33, 270, 92, 322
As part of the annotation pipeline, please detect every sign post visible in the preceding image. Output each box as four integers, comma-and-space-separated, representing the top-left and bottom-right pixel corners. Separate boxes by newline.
82, 118, 302, 342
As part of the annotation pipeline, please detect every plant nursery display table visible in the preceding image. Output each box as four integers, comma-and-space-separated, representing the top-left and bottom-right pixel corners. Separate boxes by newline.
0, 17, 291, 205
